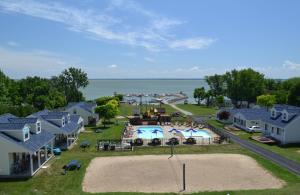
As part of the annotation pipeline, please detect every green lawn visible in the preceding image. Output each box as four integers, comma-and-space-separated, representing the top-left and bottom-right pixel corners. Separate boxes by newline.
176, 104, 218, 116
207, 119, 300, 164
1, 122, 300, 195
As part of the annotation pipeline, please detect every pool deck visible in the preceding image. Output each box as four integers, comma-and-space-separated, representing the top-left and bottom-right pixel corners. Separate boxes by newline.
123, 125, 219, 145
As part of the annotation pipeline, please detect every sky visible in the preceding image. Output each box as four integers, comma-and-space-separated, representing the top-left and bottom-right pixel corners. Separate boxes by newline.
0, 0, 300, 79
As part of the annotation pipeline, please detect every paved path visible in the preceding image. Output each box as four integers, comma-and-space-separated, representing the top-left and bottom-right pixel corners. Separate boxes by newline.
188, 115, 300, 176
168, 104, 193, 116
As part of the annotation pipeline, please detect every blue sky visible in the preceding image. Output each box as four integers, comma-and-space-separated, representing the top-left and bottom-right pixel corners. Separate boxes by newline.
0, 0, 299, 79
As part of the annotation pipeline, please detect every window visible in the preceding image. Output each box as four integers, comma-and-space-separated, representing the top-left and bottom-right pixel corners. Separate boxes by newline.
272, 111, 275, 117
37, 122, 41, 132
277, 128, 281, 135
62, 118, 65, 126
24, 132, 29, 139
265, 124, 268, 130
73, 109, 77, 114
283, 113, 287, 120
271, 127, 274, 133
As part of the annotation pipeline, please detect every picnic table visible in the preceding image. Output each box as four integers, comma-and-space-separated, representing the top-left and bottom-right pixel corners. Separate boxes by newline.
62, 160, 81, 174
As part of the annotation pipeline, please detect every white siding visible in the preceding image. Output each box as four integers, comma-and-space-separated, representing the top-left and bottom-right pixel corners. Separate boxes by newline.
0, 136, 29, 175
284, 116, 300, 144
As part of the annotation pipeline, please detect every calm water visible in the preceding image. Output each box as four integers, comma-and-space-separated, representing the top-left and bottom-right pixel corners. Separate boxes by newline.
81, 79, 208, 102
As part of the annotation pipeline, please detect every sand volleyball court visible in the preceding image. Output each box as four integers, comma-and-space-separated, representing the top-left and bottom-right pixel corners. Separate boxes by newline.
82, 154, 283, 193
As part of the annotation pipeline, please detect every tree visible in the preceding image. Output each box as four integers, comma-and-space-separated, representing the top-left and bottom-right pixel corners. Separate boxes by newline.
52, 67, 89, 102
96, 96, 119, 106
288, 81, 300, 106
205, 74, 225, 96
215, 95, 225, 107
257, 94, 276, 109
224, 68, 265, 107
95, 101, 119, 127
272, 90, 288, 104
193, 87, 206, 105
204, 90, 213, 106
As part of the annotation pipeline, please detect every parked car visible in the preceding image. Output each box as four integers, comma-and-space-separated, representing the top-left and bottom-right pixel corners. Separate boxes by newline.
247, 126, 262, 133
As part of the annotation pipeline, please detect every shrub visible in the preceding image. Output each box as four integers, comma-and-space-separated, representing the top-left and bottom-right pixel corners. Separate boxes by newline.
217, 111, 230, 120
134, 138, 143, 146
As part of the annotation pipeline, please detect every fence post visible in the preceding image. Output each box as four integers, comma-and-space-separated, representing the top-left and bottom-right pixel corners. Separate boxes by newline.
183, 163, 186, 191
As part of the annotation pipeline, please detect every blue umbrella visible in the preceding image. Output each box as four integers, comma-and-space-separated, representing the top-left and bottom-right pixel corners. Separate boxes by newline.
137, 129, 144, 134
169, 128, 180, 133
152, 129, 162, 137
184, 128, 198, 137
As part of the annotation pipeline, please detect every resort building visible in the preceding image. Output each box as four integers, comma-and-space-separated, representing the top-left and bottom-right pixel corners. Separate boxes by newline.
65, 102, 98, 125
232, 108, 269, 130
262, 105, 300, 144
0, 114, 55, 178
29, 110, 83, 150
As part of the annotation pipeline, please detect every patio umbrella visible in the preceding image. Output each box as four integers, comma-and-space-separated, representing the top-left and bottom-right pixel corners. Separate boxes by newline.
152, 129, 162, 138
168, 128, 180, 133
137, 129, 144, 134
184, 128, 198, 137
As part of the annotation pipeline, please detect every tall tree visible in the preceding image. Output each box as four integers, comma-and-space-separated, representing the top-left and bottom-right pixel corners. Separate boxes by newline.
193, 87, 206, 105
288, 81, 300, 106
52, 67, 89, 102
224, 68, 265, 107
205, 74, 225, 96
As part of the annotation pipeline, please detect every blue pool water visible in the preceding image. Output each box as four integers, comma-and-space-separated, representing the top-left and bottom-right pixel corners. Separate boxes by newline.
137, 126, 164, 139
180, 130, 211, 139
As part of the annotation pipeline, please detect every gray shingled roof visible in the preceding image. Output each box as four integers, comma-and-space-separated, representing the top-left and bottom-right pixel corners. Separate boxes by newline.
0, 123, 27, 131
41, 115, 63, 120
66, 102, 96, 113
235, 108, 269, 120
8, 117, 38, 124
70, 115, 81, 123
61, 122, 79, 134
263, 105, 300, 128
0, 113, 17, 123
0, 130, 55, 153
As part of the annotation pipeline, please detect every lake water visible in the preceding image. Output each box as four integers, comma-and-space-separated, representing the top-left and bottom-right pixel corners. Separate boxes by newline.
81, 79, 208, 103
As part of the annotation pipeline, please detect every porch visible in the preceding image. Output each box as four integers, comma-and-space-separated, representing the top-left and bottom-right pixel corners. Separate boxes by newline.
8, 141, 54, 177
54, 132, 79, 150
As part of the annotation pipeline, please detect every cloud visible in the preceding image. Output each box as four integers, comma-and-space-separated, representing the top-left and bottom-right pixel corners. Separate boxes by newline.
108, 64, 118, 68
169, 37, 217, 49
0, 46, 78, 78
283, 60, 300, 70
7, 41, 20, 47
144, 57, 155, 63
0, 0, 216, 51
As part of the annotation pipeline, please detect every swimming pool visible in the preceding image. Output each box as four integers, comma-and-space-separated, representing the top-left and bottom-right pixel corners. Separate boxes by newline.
180, 129, 211, 139
137, 126, 164, 139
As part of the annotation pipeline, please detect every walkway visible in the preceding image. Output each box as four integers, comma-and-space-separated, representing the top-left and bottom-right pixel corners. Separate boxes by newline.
168, 104, 193, 116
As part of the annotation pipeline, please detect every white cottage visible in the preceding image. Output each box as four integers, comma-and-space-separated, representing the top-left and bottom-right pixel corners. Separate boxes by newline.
232, 108, 269, 130
65, 102, 98, 125
29, 110, 83, 150
262, 105, 300, 144
0, 114, 55, 178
